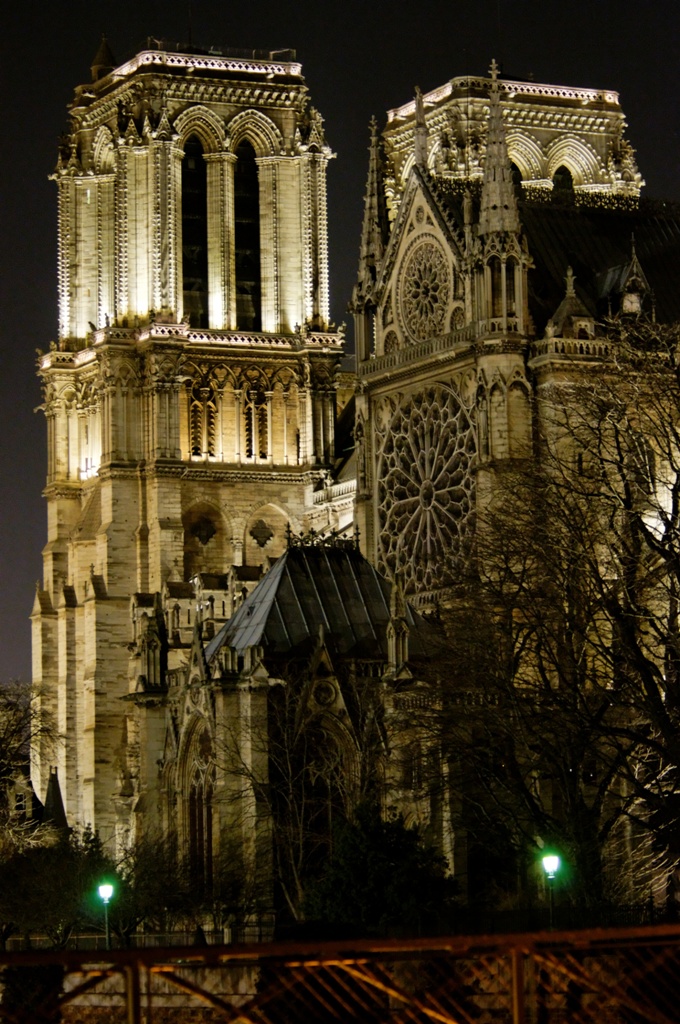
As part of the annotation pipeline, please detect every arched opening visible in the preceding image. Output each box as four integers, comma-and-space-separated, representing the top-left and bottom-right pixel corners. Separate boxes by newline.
510, 162, 523, 197
234, 141, 262, 331
183, 505, 230, 579
182, 136, 209, 328
189, 380, 217, 458
506, 257, 517, 317
489, 257, 503, 319
187, 726, 214, 893
243, 387, 268, 459
552, 165, 575, 202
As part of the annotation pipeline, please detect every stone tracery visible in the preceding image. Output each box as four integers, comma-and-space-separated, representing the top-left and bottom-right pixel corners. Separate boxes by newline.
399, 237, 450, 342
376, 385, 476, 593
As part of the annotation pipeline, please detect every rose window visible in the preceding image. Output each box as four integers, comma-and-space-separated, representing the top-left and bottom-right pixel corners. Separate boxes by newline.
399, 239, 450, 342
377, 385, 476, 593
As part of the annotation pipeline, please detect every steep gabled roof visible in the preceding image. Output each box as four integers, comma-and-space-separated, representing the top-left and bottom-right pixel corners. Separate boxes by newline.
434, 179, 680, 330
519, 198, 680, 326
205, 544, 439, 663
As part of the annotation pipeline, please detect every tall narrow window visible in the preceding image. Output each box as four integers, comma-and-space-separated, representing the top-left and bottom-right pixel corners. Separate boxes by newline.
182, 136, 209, 328
506, 258, 517, 317
243, 388, 268, 459
234, 141, 262, 331
490, 257, 503, 319
189, 381, 217, 458
552, 165, 575, 203
188, 730, 214, 893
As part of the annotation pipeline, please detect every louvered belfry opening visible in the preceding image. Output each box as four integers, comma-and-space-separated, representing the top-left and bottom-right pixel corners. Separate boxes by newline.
182, 135, 209, 328
235, 140, 262, 331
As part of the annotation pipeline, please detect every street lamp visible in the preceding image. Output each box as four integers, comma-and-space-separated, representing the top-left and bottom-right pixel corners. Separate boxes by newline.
542, 854, 560, 930
98, 883, 114, 950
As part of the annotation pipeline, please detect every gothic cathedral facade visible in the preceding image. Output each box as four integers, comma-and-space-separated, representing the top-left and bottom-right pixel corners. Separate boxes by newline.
31, 42, 680, 905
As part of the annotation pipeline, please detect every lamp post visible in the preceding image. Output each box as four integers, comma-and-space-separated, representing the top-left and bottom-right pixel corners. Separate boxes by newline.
98, 883, 114, 950
542, 854, 560, 931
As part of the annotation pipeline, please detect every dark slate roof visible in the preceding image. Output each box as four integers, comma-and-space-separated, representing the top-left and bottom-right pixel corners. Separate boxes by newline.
519, 198, 680, 329
43, 768, 68, 830
166, 581, 194, 599
434, 179, 680, 331
90, 36, 117, 80
195, 573, 230, 589
205, 545, 439, 663
234, 565, 263, 582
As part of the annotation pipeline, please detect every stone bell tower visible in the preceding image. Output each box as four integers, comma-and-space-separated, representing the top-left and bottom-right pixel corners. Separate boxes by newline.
31, 39, 346, 845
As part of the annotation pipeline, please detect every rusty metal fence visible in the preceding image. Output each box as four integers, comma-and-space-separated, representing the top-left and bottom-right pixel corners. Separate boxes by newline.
4, 923, 680, 1023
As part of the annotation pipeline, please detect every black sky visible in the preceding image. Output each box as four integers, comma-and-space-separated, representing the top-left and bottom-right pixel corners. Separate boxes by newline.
1, 0, 679, 679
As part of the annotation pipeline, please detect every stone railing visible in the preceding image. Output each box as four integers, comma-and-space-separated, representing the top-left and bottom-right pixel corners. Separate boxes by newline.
115, 49, 303, 81
359, 324, 476, 378
312, 479, 356, 504
530, 336, 612, 361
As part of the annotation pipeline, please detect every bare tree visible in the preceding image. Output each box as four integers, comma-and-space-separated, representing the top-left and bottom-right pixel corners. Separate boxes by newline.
427, 319, 680, 912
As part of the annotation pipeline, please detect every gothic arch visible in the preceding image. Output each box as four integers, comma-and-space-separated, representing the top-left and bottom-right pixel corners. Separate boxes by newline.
243, 502, 291, 565
112, 359, 140, 387
239, 364, 272, 391
227, 109, 284, 157
546, 136, 602, 187
507, 376, 532, 456
57, 383, 78, 405
182, 499, 233, 579
209, 363, 238, 389
173, 105, 227, 153
179, 715, 215, 892
92, 126, 116, 174
506, 130, 545, 182
399, 152, 417, 186
304, 710, 360, 809
270, 365, 299, 389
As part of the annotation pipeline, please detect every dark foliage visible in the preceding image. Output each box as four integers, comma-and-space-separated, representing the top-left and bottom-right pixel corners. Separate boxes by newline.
304, 802, 457, 937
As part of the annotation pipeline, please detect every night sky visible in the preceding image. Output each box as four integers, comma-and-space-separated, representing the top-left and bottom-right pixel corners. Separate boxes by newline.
1, 0, 679, 680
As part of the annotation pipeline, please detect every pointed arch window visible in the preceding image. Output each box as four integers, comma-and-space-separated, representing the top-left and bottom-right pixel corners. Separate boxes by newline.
234, 141, 262, 331
182, 136, 209, 328
552, 165, 575, 202
506, 257, 517, 317
188, 728, 214, 892
490, 257, 503, 319
189, 380, 217, 458
244, 388, 268, 460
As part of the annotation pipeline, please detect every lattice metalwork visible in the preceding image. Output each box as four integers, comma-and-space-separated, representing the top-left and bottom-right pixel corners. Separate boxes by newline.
376, 385, 476, 593
9, 924, 680, 1023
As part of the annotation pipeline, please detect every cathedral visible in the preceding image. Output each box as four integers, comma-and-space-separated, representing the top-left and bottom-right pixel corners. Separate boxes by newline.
31, 39, 680, 915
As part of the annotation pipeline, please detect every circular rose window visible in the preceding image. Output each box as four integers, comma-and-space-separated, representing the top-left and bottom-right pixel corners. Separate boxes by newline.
399, 238, 450, 342
376, 385, 476, 593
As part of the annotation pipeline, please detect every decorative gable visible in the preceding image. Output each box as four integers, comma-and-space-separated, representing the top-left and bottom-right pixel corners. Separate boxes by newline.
374, 171, 466, 358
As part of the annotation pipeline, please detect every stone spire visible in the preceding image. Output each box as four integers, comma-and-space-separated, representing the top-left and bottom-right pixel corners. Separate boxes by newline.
546, 266, 595, 337
352, 117, 389, 310
478, 59, 520, 237
91, 35, 117, 82
414, 86, 428, 169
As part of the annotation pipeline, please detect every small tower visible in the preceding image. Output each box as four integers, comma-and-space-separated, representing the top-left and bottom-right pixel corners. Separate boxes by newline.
473, 59, 532, 338
471, 61, 534, 473
350, 117, 390, 362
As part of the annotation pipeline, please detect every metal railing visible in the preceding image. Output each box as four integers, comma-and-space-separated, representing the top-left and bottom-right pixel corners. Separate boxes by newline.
4, 923, 680, 1022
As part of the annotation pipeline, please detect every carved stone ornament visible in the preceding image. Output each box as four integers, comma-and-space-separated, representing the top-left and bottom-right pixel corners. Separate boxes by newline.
377, 385, 476, 593
398, 237, 450, 343
313, 681, 336, 707
250, 519, 274, 548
